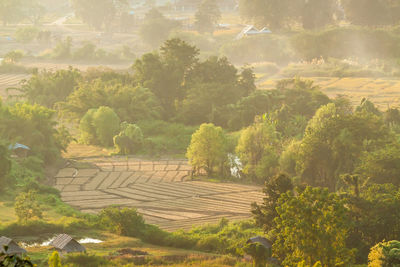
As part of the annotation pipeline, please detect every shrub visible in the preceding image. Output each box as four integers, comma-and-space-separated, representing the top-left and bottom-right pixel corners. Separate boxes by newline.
64, 254, 110, 267
98, 206, 146, 237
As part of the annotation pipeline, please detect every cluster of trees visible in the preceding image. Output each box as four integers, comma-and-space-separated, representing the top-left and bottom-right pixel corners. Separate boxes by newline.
250, 172, 400, 265
239, 0, 400, 30
0, 0, 45, 26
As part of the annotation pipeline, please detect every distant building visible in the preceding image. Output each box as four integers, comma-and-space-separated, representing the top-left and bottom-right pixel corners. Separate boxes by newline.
0, 236, 27, 255
50, 234, 86, 254
8, 143, 30, 158
236, 25, 272, 40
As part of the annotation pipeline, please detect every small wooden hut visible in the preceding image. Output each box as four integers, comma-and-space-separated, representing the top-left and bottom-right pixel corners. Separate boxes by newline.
247, 236, 272, 249
50, 234, 86, 254
0, 236, 27, 255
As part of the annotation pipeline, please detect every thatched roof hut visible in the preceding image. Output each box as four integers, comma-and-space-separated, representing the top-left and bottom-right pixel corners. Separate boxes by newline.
0, 236, 27, 255
50, 234, 86, 254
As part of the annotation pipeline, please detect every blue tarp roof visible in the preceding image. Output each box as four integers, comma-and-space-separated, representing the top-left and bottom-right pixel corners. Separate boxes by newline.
8, 143, 30, 150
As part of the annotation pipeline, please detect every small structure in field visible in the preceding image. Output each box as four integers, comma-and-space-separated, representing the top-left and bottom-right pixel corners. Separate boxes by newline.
247, 236, 273, 249
50, 234, 86, 254
0, 236, 27, 255
236, 25, 272, 39
8, 143, 30, 158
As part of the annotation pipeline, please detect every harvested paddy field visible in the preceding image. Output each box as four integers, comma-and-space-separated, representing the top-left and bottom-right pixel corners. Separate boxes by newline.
259, 77, 400, 109
0, 73, 30, 98
55, 157, 263, 231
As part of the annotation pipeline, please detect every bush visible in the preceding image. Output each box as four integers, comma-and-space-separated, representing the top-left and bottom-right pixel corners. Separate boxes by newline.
64, 254, 110, 267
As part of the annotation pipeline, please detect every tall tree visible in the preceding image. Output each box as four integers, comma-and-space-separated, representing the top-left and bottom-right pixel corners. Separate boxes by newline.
14, 191, 43, 224
186, 123, 227, 177
236, 120, 280, 183
251, 173, 293, 232
296, 103, 390, 191
274, 187, 354, 266
194, 0, 221, 34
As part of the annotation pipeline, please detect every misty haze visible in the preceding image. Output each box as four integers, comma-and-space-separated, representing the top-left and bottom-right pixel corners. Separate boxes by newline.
0, 0, 400, 266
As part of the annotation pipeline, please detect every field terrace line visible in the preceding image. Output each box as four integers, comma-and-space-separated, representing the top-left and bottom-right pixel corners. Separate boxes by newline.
54, 157, 264, 231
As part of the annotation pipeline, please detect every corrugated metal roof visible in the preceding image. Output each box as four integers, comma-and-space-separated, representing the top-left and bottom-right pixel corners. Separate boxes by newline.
0, 236, 27, 254
50, 234, 85, 253
8, 143, 30, 150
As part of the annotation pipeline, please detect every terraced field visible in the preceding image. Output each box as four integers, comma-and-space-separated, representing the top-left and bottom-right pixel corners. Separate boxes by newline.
0, 74, 30, 98
55, 157, 263, 231
259, 77, 400, 109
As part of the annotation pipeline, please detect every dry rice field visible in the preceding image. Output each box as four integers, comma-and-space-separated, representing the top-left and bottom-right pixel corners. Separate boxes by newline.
55, 157, 263, 231
260, 77, 400, 109
0, 73, 30, 98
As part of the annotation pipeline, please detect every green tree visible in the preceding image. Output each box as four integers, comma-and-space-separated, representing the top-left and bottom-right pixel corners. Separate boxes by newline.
194, 0, 221, 34
356, 144, 400, 186
14, 190, 42, 224
236, 120, 280, 183
345, 184, 400, 261
99, 206, 146, 237
186, 123, 227, 177
0, 101, 69, 162
3, 50, 24, 64
133, 38, 198, 117
251, 173, 293, 232
48, 251, 62, 267
114, 122, 144, 155
369, 240, 400, 267
180, 56, 251, 125
80, 106, 120, 147
274, 187, 354, 266
62, 78, 161, 122
18, 67, 81, 108
296, 103, 390, 191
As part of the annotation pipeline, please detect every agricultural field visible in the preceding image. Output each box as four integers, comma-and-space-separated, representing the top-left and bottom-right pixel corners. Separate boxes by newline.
55, 157, 263, 232
259, 77, 400, 109
0, 73, 30, 98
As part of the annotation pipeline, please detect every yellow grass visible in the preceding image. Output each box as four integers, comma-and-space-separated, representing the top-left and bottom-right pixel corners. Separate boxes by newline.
258, 77, 400, 109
